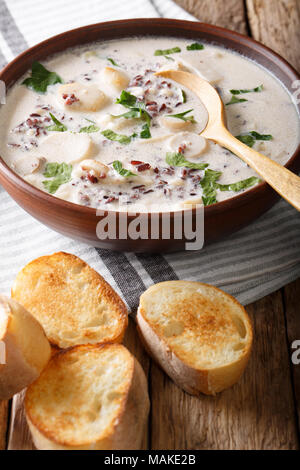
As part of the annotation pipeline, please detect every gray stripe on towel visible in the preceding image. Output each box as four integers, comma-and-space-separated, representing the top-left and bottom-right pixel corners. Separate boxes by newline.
136, 253, 178, 283
0, 0, 28, 55
96, 248, 146, 312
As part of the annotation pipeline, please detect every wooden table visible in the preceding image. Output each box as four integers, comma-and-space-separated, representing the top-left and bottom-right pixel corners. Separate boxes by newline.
1, 0, 300, 450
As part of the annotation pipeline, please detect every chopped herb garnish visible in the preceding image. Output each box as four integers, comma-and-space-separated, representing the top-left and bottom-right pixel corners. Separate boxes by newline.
101, 129, 134, 145
186, 42, 204, 51
236, 134, 255, 147
200, 169, 260, 205
166, 109, 196, 123
47, 113, 67, 132
115, 90, 152, 130
116, 90, 139, 107
107, 57, 119, 67
140, 123, 151, 139
230, 84, 263, 95
22, 61, 62, 93
154, 47, 181, 56
249, 131, 272, 141
226, 84, 263, 106
42, 162, 72, 194
112, 160, 136, 177
111, 109, 143, 120
79, 124, 100, 133
166, 152, 208, 170
226, 95, 248, 106
216, 176, 261, 192
235, 131, 273, 148
200, 169, 222, 206
181, 89, 187, 103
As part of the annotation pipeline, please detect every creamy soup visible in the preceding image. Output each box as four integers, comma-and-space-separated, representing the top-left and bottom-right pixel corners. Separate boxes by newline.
0, 37, 299, 211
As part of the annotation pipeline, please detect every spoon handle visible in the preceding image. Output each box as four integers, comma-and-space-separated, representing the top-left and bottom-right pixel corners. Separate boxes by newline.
214, 127, 300, 211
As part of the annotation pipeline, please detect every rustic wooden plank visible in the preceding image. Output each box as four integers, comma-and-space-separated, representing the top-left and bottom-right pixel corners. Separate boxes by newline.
150, 291, 299, 449
7, 390, 34, 450
283, 278, 300, 434
174, 0, 248, 33
0, 400, 9, 449
246, 0, 300, 71
124, 318, 151, 450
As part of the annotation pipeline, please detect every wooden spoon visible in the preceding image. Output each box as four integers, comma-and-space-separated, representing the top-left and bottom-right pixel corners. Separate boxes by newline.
156, 70, 300, 211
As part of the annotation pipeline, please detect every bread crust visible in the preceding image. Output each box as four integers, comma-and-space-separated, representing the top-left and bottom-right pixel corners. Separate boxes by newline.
12, 252, 128, 349
25, 344, 149, 450
137, 281, 253, 396
0, 295, 51, 400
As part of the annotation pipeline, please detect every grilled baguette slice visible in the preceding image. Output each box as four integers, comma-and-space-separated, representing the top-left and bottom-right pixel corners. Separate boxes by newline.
25, 344, 149, 450
12, 252, 128, 349
137, 281, 253, 395
0, 295, 51, 400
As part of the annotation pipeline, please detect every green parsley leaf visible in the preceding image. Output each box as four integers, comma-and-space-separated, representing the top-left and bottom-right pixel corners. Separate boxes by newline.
140, 123, 151, 139
107, 57, 119, 67
79, 124, 100, 133
226, 84, 263, 106
235, 131, 273, 148
42, 162, 72, 194
235, 134, 255, 147
200, 169, 222, 206
47, 113, 67, 132
226, 95, 248, 106
112, 160, 136, 177
216, 176, 261, 192
249, 131, 272, 141
101, 129, 134, 145
166, 109, 196, 123
111, 109, 143, 120
116, 90, 138, 107
43, 162, 61, 178
115, 90, 152, 127
166, 152, 208, 170
202, 195, 218, 206
199, 168, 261, 206
154, 47, 181, 56
230, 84, 263, 95
186, 42, 204, 51
22, 61, 62, 93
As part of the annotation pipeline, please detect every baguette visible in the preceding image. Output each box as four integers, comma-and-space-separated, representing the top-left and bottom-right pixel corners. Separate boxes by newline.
12, 252, 128, 349
25, 344, 149, 450
137, 281, 253, 395
0, 295, 51, 400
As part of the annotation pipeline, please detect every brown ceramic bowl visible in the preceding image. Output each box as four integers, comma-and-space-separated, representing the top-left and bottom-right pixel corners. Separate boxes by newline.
0, 18, 299, 252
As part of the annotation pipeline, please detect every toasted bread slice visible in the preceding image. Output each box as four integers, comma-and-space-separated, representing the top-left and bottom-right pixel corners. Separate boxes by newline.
25, 344, 149, 450
0, 295, 51, 400
12, 252, 128, 349
137, 281, 253, 395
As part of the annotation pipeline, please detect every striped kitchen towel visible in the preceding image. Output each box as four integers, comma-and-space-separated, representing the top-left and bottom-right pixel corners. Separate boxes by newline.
0, 0, 299, 313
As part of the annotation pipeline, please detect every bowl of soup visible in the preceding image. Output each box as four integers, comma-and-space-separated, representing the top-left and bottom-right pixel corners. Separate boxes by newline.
0, 19, 299, 252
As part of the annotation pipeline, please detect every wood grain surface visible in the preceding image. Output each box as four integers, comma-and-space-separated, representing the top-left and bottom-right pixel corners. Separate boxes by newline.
1, 0, 300, 450
246, 0, 300, 71
175, 0, 248, 33
283, 279, 300, 432
0, 401, 8, 450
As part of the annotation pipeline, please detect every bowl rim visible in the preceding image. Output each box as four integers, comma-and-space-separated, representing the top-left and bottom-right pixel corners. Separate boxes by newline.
0, 17, 299, 217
